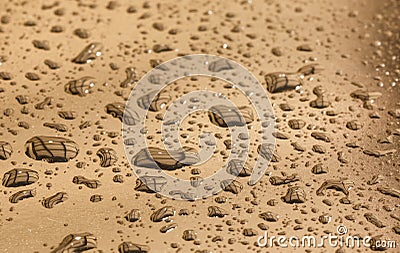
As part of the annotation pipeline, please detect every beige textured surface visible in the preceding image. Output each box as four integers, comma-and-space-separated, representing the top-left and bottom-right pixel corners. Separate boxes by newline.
0, 0, 399, 252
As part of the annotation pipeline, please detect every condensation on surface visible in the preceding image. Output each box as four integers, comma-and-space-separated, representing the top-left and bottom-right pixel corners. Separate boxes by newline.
0, 0, 399, 252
